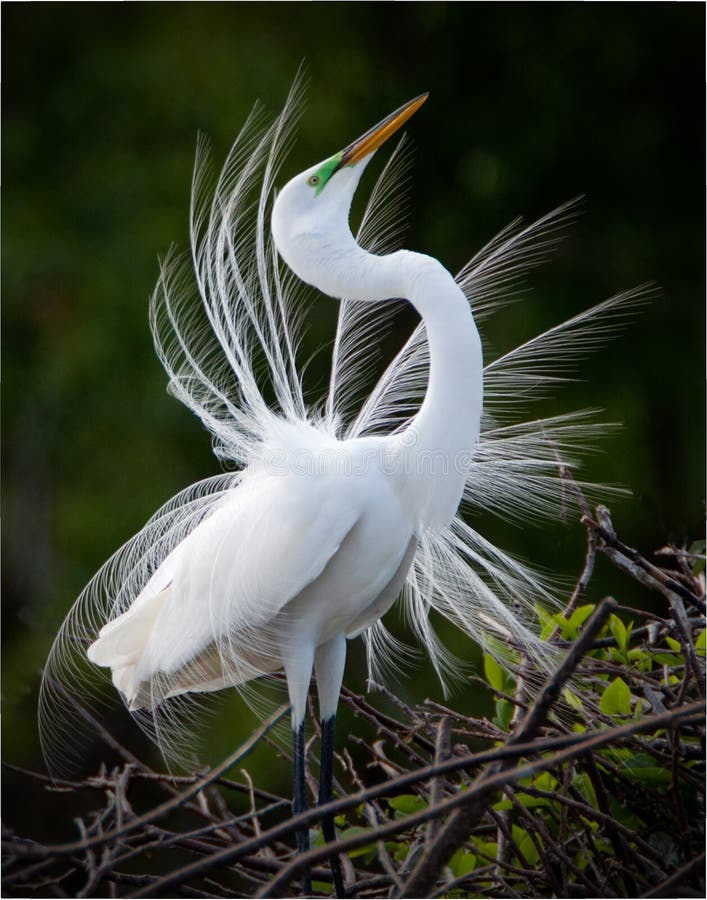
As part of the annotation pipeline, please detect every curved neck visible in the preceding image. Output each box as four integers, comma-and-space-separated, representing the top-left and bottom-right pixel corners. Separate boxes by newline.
399, 251, 483, 529
398, 251, 483, 459
327, 245, 483, 530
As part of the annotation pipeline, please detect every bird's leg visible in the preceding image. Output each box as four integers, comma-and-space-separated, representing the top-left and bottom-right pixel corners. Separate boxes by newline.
292, 719, 311, 891
284, 642, 315, 896
314, 634, 347, 898
318, 712, 345, 897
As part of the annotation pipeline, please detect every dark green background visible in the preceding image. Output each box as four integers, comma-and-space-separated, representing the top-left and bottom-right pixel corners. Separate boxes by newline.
3, 2, 704, 839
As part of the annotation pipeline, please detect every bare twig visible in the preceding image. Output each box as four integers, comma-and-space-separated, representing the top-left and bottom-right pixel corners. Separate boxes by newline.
587, 507, 706, 613
425, 717, 451, 848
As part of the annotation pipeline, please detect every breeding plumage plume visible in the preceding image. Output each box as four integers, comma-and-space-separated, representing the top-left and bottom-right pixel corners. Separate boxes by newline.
39, 78, 649, 894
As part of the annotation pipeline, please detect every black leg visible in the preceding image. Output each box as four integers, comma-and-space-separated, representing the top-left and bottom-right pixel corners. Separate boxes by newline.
293, 722, 312, 896
319, 714, 345, 898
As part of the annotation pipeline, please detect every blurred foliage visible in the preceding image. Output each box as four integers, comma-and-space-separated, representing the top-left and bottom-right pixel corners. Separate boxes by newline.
2, 2, 704, 839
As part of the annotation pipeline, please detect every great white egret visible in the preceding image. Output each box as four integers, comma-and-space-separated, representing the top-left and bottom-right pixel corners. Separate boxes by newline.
39, 79, 647, 895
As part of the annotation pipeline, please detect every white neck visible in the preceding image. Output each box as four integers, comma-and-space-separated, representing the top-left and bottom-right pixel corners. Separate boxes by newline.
274, 205, 483, 531
319, 242, 483, 530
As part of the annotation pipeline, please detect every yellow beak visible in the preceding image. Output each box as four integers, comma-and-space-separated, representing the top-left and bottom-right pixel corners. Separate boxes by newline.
336, 93, 429, 170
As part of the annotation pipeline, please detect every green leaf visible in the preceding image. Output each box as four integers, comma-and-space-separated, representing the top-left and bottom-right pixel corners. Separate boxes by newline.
695, 629, 706, 654
483, 653, 505, 693
605, 746, 632, 762
628, 647, 649, 661
554, 604, 594, 640
689, 540, 706, 575
622, 753, 673, 785
494, 792, 548, 811
608, 795, 645, 831
609, 614, 628, 652
351, 847, 377, 863
563, 686, 584, 712
568, 603, 595, 630
534, 771, 558, 793
573, 772, 599, 809
575, 849, 590, 870
652, 652, 682, 666
476, 840, 498, 861
493, 698, 513, 731
386, 841, 409, 862
338, 825, 370, 840
339, 826, 376, 860
537, 604, 556, 641
600, 676, 631, 715
665, 636, 681, 652
625, 768, 671, 784
388, 794, 427, 815
609, 646, 628, 664
512, 824, 540, 866
449, 849, 477, 877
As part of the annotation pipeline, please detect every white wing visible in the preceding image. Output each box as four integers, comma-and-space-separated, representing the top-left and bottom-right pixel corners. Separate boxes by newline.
40, 466, 360, 772
40, 474, 235, 774
88, 467, 360, 708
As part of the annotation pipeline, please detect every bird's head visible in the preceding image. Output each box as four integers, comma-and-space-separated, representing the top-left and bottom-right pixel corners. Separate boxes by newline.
272, 93, 428, 297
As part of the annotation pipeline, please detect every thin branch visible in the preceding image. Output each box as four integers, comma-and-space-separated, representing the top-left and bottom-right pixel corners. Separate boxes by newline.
5, 705, 288, 862
586, 507, 706, 613
121, 701, 703, 899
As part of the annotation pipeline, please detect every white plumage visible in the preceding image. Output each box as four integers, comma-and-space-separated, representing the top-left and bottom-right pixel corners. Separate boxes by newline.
39, 79, 648, 782
87, 433, 412, 717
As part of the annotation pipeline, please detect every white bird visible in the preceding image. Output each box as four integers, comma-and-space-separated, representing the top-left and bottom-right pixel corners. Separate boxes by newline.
39, 80, 647, 894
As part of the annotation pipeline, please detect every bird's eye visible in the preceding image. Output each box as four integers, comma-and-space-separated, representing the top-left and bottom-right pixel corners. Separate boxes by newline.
308, 175, 320, 187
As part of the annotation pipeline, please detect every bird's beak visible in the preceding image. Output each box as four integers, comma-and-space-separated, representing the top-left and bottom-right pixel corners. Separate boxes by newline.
334, 93, 429, 172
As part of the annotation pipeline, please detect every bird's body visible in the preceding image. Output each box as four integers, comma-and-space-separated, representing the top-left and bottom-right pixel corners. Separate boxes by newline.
40, 81, 647, 894
88, 430, 416, 713
87, 189, 485, 720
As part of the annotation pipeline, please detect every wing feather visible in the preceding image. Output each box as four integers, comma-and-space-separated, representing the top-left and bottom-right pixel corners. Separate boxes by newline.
89, 469, 361, 707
